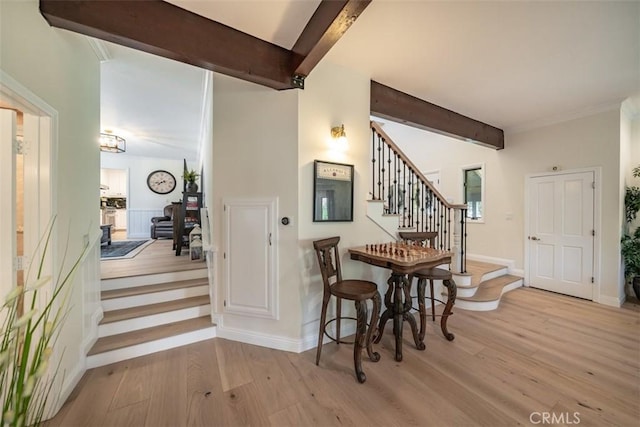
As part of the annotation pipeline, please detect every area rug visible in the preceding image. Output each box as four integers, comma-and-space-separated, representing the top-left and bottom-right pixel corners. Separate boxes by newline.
100, 240, 153, 260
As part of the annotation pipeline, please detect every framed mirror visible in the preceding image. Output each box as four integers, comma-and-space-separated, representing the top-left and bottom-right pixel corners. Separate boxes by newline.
313, 160, 354, 222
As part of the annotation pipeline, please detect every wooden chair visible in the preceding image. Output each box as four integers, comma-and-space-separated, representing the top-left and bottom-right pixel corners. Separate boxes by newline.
313, 236, 381, 383
398, 231, 453, 342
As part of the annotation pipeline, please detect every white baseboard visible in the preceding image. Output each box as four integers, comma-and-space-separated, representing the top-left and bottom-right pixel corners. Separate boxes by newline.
216, 321, 359, 354
598, 294, 623, 308
216, 326, 301, 353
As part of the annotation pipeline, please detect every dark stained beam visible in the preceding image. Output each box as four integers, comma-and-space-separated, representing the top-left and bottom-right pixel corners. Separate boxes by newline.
370, 81, 504, 150
39, 0, 295, 90
292, 0, 371, 78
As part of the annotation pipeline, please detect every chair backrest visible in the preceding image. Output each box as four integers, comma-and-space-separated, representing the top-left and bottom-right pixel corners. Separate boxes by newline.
313, 236, 343, 291
398, 231, 438, 248
164, 204, 174, 218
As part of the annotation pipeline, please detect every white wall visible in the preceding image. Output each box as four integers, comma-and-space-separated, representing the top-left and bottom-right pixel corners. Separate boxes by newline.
620, 103, 640, 297
211, 73, 301, 340
384, 108, 624, 304
0, 0, 100, 415
101, 153, 189, 209
298, 60, 394, 344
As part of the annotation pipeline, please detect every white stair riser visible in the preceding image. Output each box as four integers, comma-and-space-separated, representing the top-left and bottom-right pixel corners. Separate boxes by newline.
446, 278, 523, 312
457, 286, 478, 298
102, 268, 207, 291
452, 273, 472, 287
102, 285, 209, 311
481, 267, 509, 282
87, 326, 217, 369
456, 298, 501, 311
99, 304, 211, 337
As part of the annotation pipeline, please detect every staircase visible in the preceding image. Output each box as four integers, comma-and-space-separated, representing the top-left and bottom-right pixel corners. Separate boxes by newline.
367, 121, 523, 311
87, 269, 216, 368
448, 260, 523, 311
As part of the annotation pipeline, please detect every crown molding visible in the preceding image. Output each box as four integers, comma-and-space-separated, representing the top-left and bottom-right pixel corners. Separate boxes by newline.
86, 37, 112, 62
621, 96, 640, 121
504, 100, 625, 135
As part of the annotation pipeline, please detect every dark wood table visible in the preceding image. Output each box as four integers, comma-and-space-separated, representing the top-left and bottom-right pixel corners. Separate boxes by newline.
349, 243, 457, 361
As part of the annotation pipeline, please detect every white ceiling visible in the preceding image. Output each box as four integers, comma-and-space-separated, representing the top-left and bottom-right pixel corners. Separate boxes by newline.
100, 41, 206, 160
100, 0, 639, 159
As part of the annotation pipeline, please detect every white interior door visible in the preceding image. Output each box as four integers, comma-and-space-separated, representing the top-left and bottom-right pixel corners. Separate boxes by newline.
528, 171, 594, 299
223, 197, 278, 319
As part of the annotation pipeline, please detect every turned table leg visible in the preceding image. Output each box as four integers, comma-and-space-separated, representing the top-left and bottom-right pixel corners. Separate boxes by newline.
440, 278, 457, 341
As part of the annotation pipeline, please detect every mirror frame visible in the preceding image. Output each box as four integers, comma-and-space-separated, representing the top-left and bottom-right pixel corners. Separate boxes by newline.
313, 160, 354, 222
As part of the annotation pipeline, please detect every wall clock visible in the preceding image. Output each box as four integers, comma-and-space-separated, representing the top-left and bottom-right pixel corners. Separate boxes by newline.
147, 170, 177, 194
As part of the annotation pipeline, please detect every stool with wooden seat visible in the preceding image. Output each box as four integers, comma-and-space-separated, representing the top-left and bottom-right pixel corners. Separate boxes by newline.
398, 231, 453, 342
313, 236, 381, 383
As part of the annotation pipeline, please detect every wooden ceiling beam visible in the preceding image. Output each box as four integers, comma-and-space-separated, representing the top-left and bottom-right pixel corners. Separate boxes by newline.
39, 0, 295, 90
292, 0, 371, 78
370, 81, 504, 150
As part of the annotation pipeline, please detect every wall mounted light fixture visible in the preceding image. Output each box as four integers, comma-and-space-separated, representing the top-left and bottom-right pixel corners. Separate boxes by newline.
100, 131, 126, 153
331, 124, 347, 147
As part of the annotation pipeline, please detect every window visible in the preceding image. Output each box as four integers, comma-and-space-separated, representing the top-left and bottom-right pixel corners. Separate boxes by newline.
463, 166, 483, 221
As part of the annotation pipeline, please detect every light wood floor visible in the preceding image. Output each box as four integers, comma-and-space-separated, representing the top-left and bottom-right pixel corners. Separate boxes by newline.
101, 239, 207, 280
46, 288, 640, 426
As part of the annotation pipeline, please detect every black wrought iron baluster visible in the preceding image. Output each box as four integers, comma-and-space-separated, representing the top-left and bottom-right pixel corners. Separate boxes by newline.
381, 137, 385, 211
377, 135, 382, 200
371, 129, 376, 200
402, 161, 407, 228
462, 209, 467, 273
387, 145, 392, 215
395, 153, 399, 215
447, 207, 452, 251
408, 169, 413, 228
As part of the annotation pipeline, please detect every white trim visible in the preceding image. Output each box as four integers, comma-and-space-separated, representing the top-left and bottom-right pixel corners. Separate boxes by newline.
217, 326, 301, 353
85, 37, 112, 62
524, 167, 602, 302
598, 295, 624, 308
621, 98, 639, 121
196, 71, 213, 172
82, 307, 103, 355
505, 101, 623, 134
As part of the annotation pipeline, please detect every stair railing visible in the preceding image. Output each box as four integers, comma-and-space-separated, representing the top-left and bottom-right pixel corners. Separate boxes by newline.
370, 121, 467, 273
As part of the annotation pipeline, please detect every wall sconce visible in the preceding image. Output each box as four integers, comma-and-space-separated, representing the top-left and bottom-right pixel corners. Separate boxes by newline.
331, 124, 348, 148
100, 131, 126, 153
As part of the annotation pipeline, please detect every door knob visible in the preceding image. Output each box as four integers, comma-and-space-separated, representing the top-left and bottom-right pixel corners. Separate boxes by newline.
530, 236, 540, 241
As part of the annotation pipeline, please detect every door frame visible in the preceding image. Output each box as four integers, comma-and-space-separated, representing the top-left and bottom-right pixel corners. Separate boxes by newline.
524, 167, 602, 302
0, 69, 57, 289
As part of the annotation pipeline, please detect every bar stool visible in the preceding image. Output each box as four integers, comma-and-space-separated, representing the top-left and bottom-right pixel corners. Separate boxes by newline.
313, 236, 381, 383
398, 231, 453, 342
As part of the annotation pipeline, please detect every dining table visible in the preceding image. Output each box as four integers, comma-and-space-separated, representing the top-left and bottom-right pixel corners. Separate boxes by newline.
348, 242, 457, 362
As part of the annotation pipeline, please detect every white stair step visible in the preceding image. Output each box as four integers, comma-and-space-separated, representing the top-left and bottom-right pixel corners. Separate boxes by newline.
446, 275, 523, 311
101, 268, 207, 291
102, 284, 209, 311
87, 318, 216, 368
99, 295, 211, 337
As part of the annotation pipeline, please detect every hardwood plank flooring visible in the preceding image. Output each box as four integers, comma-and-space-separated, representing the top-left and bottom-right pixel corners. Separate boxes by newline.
46, 288, 640, 426
101, 239, 206, 280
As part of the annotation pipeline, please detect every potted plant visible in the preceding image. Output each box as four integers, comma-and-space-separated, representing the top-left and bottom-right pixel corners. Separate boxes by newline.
622, 165, 640, 299
183, 169, 200, 193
